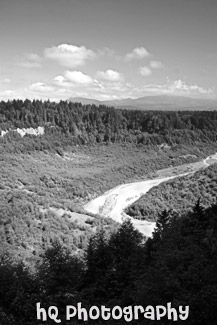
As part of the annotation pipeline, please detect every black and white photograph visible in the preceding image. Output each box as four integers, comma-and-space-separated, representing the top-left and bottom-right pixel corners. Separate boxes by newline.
0, 0, 217, 323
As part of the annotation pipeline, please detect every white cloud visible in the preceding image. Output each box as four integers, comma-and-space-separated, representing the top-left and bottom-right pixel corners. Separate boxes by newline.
168, 79, 213, 95
18, 53, 42, 68
125, 47, 150, 61
51, 70, 132, 100
139, 66, 152, 76
132, 79, 214, 97
52, 70, 104, 94
44, 44, 96, 68
150, 60, 164, 69
53, 75, 66, 83
64, 71, 95, 85
10, 76, 213, 103
53, 75, 73, 88
96, 69, 123, 81
29, 82, 54, 93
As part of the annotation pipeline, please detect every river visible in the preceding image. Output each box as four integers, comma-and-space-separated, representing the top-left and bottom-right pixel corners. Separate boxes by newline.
83, 153, 217, 237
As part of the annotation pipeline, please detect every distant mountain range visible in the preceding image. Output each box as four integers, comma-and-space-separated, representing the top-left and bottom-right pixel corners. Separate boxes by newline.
68, 95, 217, 110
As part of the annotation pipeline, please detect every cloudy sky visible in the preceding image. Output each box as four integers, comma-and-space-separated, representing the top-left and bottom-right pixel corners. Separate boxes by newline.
0, 0, 217, 101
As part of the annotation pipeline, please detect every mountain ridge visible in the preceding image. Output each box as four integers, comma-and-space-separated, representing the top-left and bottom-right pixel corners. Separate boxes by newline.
68, 95, 217, 110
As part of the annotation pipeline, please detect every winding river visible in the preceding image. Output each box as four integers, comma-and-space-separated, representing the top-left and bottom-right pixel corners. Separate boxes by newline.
84, 153, 217, 237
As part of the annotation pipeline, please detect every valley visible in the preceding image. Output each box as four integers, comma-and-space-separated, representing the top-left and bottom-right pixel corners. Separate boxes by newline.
1, 140, 217, 262
1, 101, 217, 263
84, 152, 217, 237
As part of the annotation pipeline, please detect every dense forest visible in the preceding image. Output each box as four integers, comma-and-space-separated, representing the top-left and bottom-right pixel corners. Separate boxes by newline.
1, 202, 217, 324
1, 100, 217, 152
126, 163, 217, 220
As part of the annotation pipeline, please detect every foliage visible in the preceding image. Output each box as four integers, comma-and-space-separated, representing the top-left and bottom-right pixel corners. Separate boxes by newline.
1, 203, 217, 323
126, 163, 217, 221
1, 100, 217, 152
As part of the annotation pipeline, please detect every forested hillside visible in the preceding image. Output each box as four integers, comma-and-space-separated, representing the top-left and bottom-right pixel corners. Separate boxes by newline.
126, 163, 217, 221
1, 100, 217, 263
1, 100, 217, 152
1, 203, 217, 324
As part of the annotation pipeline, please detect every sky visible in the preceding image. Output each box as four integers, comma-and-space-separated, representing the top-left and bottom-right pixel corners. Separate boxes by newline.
0, 0, 217, 101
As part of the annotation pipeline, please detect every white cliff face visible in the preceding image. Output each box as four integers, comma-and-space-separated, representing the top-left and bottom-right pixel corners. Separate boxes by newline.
0, 126, 44, 137
16, 126, 44, 137
1, 130, 9, 137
